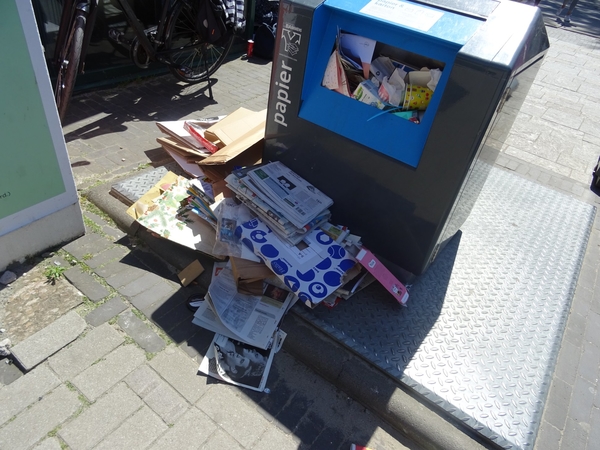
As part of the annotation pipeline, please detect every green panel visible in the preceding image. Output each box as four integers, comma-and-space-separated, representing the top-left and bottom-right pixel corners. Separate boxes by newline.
0, 0, 66, 220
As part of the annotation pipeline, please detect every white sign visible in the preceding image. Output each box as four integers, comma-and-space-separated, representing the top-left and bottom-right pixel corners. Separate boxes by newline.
360, 0, 443, 32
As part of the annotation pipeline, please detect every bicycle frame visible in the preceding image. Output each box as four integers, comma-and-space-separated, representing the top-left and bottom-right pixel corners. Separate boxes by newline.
53, 0, 99, 74
54, 0, 205, 75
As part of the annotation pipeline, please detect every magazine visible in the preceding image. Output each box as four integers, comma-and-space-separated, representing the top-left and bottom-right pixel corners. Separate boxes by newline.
199, 330, 286, 392
193, 264, 296, 349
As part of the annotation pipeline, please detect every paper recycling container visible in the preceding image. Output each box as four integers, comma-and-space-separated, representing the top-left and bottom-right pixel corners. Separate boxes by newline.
263, 0, 549, 276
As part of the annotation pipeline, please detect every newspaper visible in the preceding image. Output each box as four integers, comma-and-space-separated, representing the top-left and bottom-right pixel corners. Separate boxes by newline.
199, 330, 286, 392
245, 161, 333, 228
193, 264, 296, 349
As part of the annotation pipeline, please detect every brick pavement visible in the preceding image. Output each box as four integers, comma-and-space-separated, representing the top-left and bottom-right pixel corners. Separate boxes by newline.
1, 214, 415, 450
1, 5, 600, 450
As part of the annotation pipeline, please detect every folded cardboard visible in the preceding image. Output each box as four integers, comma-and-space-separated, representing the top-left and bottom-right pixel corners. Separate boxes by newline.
204, 108, 267, 148
230, 256, 274, 295
156, 137, 206, 160
198, 110, 266, 166
156, 121, 207, 152
199, 141, 264, 182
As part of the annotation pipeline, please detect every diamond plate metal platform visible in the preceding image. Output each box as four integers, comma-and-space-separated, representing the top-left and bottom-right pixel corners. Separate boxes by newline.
294, 165, 596, 450
110, 162, 187, 205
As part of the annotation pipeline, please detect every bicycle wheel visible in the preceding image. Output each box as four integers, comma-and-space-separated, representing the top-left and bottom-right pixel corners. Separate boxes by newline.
164, 0, 234, 83
55, 11, 86, 122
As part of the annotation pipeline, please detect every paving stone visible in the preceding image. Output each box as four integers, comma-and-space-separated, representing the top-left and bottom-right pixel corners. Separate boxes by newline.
62, 233, 111, 261
0, 384, 80, 450
310, 426, 346, 450
197, 386, 269, 448
104, 265, 148, 290
64, 267, 109, 302
119, 272, 166, 298
275, 393, 310, 434
568, 376, 595, 424
149, 345, 211, 403
94, 405, 168, 450
0, 359, 23, 385
200, 428, 243, 450
10, 311, 87, 371
58, 383, 143, 450
543, 377, 572, 431
254, 426, 301, 450
32, 437, 63, 450
535, 421, 561, 450
71, 343, 146, 401
0, 364, 61, 426
561, 417, 589, 450
85, 296, 129, 327
147, 406, 217, 450
85, 246, 129, 270
96, 261, 146, 286
128, 280, 178, 312
125, 365, 189, 424
118, 310, 166, 354
293, 410, 324, 447
49, 323, 125, 381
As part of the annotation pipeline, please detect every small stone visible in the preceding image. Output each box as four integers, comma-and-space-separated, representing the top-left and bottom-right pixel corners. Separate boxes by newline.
0, 271, 17, 285
54, 260, 62, 266
0, 338, 12, 356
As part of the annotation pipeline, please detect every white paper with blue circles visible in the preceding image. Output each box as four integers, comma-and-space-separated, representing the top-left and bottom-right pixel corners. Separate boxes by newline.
236, 218, 357, 306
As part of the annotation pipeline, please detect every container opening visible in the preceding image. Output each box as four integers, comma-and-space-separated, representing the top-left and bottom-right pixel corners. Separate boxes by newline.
322, 30, 446, 125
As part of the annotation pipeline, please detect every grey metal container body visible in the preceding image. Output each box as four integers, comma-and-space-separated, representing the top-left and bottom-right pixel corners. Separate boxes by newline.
264, 0, 549, 276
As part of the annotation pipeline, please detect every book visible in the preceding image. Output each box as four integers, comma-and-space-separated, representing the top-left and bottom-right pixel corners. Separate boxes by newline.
355, 247, 409, 305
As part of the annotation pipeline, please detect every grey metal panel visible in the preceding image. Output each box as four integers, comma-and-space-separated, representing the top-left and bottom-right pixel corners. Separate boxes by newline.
294, 165, 596, 449
416, 0, 499, 18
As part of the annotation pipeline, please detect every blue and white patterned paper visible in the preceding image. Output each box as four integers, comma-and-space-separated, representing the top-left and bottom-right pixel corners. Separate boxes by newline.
236, 218, 356, 306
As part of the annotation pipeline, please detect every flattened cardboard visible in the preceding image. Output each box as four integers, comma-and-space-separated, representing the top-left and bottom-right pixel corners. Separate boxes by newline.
200, 123, 265, 166
178, 260, 205, 286
204, 108, 267, 147
156, 137, 206, 160
200, 141, 263, 182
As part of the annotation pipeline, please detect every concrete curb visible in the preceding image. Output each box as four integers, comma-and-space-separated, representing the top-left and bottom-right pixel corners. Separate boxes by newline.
84, 176, 495, 450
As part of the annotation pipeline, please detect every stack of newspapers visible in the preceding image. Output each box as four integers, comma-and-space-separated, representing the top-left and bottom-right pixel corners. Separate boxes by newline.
225, 161, 333, 245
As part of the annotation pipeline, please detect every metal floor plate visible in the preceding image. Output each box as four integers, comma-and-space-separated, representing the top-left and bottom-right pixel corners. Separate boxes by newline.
111, 162, 187, 205
294, 165, 596, 449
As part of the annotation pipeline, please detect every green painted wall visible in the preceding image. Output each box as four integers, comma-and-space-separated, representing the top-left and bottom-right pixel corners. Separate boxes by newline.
0, 0, 66, 221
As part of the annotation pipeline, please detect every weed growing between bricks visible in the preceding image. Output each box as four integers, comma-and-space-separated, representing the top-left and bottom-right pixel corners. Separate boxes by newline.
79, 196, 116, 228
83, 216, 103, 235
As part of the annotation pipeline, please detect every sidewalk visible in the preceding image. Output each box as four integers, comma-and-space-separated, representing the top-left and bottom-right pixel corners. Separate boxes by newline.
1, 4, 600, 450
